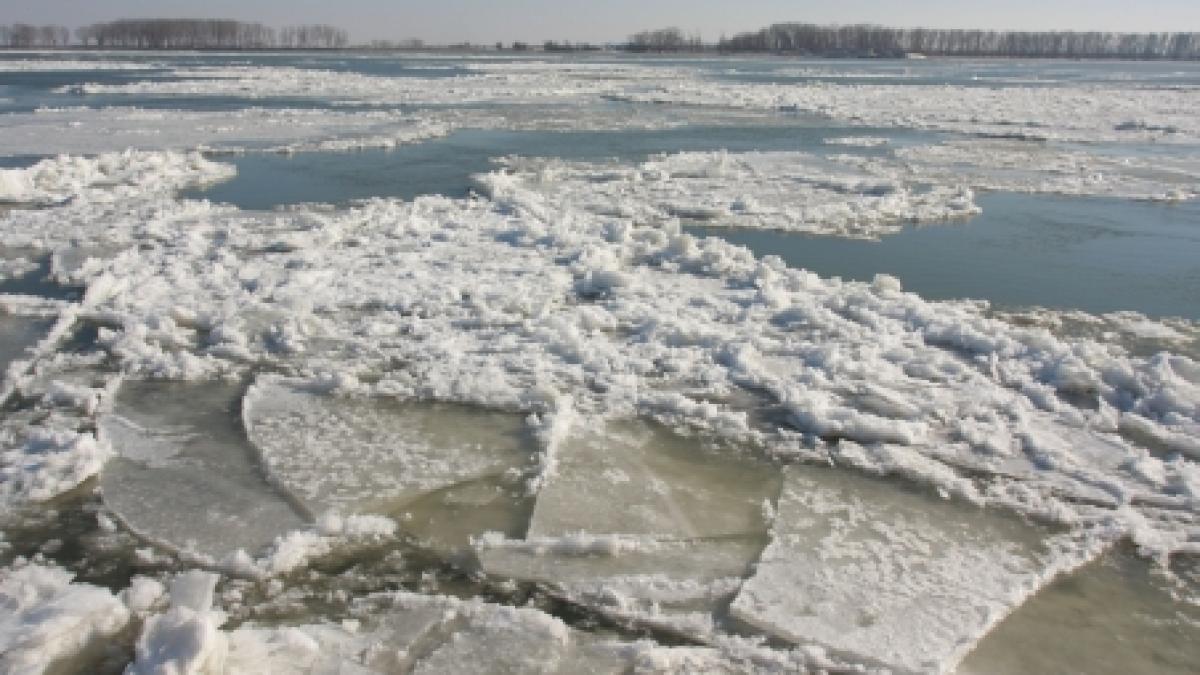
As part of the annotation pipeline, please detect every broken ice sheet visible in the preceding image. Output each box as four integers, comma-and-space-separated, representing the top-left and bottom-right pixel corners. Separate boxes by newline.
243, 379, 537, 527
98, 380, 307, 560
222, 591, 634, 674
730, 466, 1108, 674
528, 420, 781, 541
478, 420, 781, 632
397, 475, 535, 556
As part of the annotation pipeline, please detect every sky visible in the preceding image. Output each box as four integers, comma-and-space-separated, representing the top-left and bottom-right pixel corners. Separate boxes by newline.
7, 0, 1200, 44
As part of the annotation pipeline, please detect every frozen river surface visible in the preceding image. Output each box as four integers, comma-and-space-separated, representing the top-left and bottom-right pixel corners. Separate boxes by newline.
1, 51, 1199, 674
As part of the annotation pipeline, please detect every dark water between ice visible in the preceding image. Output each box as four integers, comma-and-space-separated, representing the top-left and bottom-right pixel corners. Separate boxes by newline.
184, 124, 914, 207
691, 193, 1200, 320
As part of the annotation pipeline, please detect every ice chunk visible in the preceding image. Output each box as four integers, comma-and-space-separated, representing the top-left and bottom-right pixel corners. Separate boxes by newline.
0, 150, 234, 205
243, 379, 537, 519
0, 563, 130, 675
730, 466, 1107, 674
223, 591, 629, 674
478, 420, 780, 634
98, 380, 308, 560
527, 420, 780, 541
128, 571, 227, 675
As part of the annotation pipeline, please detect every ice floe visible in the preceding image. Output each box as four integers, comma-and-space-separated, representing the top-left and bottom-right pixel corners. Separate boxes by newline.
729, 467, 1110, 673
863, 140, 1200, 202
478, 151, 980, 239
98, 380, 308, 560
0, 107, 455, 157
477, 420, 779, 635
616, 80, 1200, 144
244, 379, 535, 518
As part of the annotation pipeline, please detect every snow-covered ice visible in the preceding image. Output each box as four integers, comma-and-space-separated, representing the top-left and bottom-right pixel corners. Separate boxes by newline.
478, 151, 980, 239
0, 562, 131, 674
730, 466, 1110, 674
244, 378, 536, 521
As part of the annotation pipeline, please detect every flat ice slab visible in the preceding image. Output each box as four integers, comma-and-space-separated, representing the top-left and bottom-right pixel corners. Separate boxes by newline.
530, 421, 780, 540
479, 420, 780, 631
244, 379, 536, 518
730, 466, 1104, 674
99, 380, 308, 560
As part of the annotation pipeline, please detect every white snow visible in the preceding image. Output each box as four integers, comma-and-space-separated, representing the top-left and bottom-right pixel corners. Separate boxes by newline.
477, 151, 981, 239
243, 378, 536, 519
0, 150, 234, 205
0, 562, 130, 674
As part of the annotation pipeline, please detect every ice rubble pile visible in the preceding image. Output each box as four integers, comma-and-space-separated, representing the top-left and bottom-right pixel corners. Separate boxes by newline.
478, 151, 980, 239
0, 563, 132, 673
6, 563, 822, 674
0, 150, 234, 205
615, 79, 1200, 144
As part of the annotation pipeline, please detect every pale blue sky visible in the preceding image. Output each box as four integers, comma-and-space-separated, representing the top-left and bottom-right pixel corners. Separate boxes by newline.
8, 1, 1200, 44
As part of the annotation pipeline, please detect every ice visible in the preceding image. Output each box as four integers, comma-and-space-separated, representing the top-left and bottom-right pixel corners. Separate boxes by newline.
224, 590, 818, 673
0, 150, 234, 205
127, 571, 227, 675
171, 588, 634, 674
244, 379, 537, 521
0, 59, 152, 71
98, 380, 308, 560
866, 140, 1200, 202
729, 466, 1108, 674
614, 79, 1200, 144
526, 420, 779, 540
0, 107, 454, 157
0, 563, 131, 674
478, 420, 779, 634
4, 52, 1200, 671
478, 152, 980, 240
62, 61, 695, 107
395, 475, 536, 554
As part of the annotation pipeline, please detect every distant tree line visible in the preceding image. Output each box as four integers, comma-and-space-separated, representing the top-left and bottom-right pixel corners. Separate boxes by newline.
276, 25, 351, 49
627, 27, 704, 53
1, 19, 349, 49
715, 23, 1200, 59
0, 24, 72, 47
